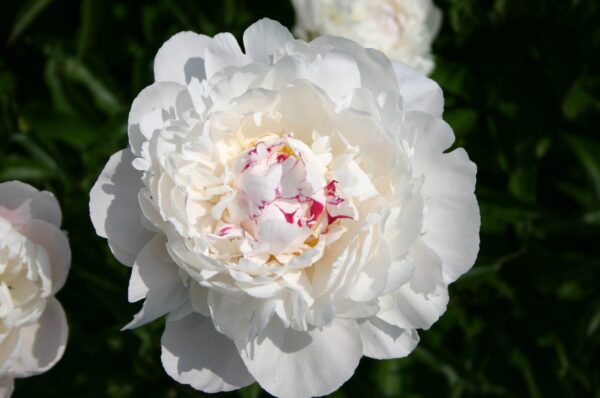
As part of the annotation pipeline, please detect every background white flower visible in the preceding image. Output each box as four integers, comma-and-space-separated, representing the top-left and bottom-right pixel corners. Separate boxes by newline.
90, 18, 479, 398
0, 181, 70, 397
292, 0, 442, 74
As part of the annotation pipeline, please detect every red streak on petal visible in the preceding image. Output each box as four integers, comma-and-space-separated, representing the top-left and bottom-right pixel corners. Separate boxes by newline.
306, 199, 325, 226
276, 153, 289, 163
325, 180, 345, 205
273, 204, 298, 224
327, 212, 354, 226
218, 226, 233, 236
325, 180, 338, 196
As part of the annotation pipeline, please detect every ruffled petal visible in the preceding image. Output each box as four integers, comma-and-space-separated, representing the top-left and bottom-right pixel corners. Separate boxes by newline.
377, 238, 448, 330
421, 148, 479, 283
358, 318, 419, 359
406, 112, 480, 283
0, 181, 61, 227
19, 219, 71, 294
10, 297, 68, 377
154, 31, 211, 85
161, 313, 254, 393
310, 36, 398, 98
204, 33, 248, 79
243, 18, 293, 63
0, 331, 19, 375
394, 62, 444, 117
123, 235, 187, 329
128, 82, 185, 156
237, 318, 362, 398
89, 149, 154, 266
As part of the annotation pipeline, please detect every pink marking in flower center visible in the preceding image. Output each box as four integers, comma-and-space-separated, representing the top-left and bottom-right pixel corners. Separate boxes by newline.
217, 226, 233, 236
229, 137, 357, 255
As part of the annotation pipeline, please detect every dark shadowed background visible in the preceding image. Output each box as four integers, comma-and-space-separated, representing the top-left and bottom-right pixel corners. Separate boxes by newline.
1, 0, 599, 397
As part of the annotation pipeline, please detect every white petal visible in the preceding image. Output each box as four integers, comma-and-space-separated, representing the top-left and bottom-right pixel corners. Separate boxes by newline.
0, 181, 61, 227
358, 318, 419, 359
377, 238, 448, 330
207, 291, 273, 341
123, 236, 187, 329
0, 330, 19, 374
348, 239, 397, 302
243, 18, 293, 63
20, 219, 71, 294
204, 33, 248, 79
89, 149, 154, 266
378, 284, 448, 331
407, 112, 480, 283
128, 82, 185, 156
161, 313, 254, 393
189, 282, 210, 317
236, 318, 362, 398
154, 31, 211, 85
0, 377, 14, 398
421, 148, 479, 283
394, 62, 444, 117
311, 36, 398, 98
10, 297, 68, 377
307, 50, 361, 100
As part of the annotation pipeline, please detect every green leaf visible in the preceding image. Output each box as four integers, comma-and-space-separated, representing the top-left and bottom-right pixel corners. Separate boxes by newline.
564, 134, 600, 200
6, 0, 54, 45
77, 0, 96, 59
239, 383, 261, 398
23, 105, 98, 149
63, 57, 123, 115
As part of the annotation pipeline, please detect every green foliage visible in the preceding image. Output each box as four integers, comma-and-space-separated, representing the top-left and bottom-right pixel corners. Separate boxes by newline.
1, 0, 599, 396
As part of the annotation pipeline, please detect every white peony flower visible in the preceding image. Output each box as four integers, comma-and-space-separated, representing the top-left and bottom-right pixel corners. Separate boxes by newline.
0, 181, 70, 397
89, 19, 479, 398
292, 0, 442, 74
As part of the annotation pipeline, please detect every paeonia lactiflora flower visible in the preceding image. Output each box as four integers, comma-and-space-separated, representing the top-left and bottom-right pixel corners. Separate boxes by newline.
0, 181, 70, 398
89, 19, 479, 398
292, 0, 442, 74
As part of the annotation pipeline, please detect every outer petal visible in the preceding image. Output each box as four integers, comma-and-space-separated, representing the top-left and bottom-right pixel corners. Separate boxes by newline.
123, 235, 187, 329
243, 18, 293, 63
0, 377, 14, 398
161, 313, 254, 393
0, 181, 61, 227
154, 31, 211, 85
10, 297, 68, 377
310, 36, 398, 98
358, 318, 419, 359
0, 331, 19, 375
204, 33, 248, 79
20, 220, 71, 294
378, 286, 448, 331
394, 62, 444, 117
422, 148, 479, 283
237, 319, 362, 398
128, 82, 185, 156
406, 112, 480, 283
89, 149, 153, 266
377, 239, 448, 330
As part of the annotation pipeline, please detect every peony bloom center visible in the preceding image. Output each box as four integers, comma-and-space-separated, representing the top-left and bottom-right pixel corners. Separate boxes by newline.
211, 135, 356, 263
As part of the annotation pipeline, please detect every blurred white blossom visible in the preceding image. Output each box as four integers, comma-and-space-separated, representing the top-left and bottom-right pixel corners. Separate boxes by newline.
292, 0, 442, 74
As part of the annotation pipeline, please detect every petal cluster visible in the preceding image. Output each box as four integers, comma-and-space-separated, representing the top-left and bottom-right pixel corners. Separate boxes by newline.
90, 19, 479, 398
0, 182, 70, 397
292, 0, 442, 74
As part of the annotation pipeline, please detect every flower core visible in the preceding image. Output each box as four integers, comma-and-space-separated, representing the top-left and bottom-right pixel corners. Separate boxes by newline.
208, 135, 356, 267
